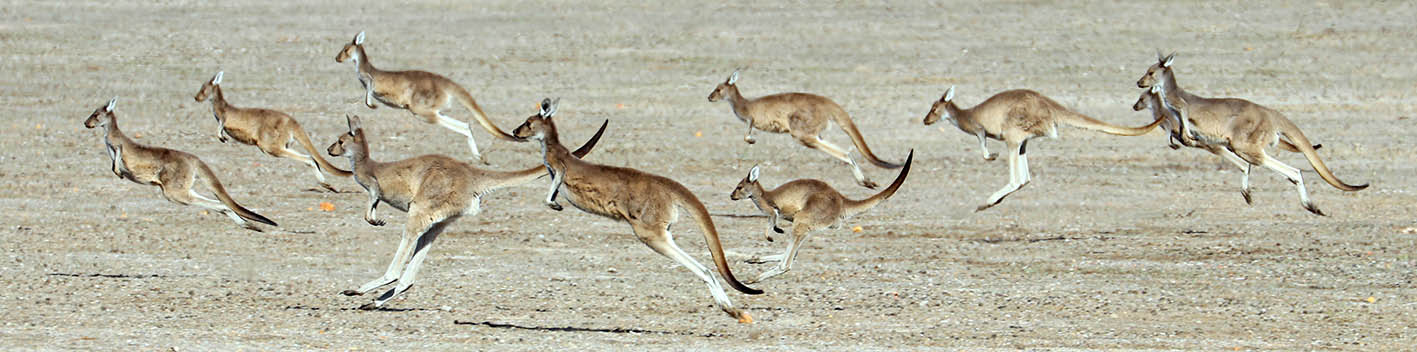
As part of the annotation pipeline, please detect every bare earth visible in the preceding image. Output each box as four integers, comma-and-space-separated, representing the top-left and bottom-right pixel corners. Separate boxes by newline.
2, 0, 1415, 350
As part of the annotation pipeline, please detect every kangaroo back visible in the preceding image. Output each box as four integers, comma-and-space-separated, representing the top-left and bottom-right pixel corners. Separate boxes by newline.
291, 123, 352, 177
830, 110, 902, 168
843, 149, 913, 216
673, 186, 763, 295
1273, 116, 1367, 191
196, 160, 277, 226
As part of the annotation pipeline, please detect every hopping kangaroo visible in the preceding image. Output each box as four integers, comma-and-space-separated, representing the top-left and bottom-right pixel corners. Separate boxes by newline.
513, 99, 764, 323
329, 114, 606, 310
708, 69, 903, 189
84, 98, 277, 231
194, 71, 352, 192
335, 31, 517, 163
923, 86, 1166, 211
1137, 53, 1367, 215
730, 150, 913, 284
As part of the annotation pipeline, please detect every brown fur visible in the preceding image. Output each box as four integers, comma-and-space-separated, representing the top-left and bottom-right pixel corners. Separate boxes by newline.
513, 99, 761, 323
730, 150, 912, 283
923, 87, 1166, 210
335, 31, 515, 163
1136, 53, 1367, 215
195, 72, 351, 192
326, 114, 604, 310
709, 70, 903, 189
84, 98, 276, 231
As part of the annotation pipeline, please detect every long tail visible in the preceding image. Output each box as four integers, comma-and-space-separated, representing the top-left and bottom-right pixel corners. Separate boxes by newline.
831, 112, 902, 169
844, 149, 913, 216
675, 188, 763, 295
196, 161, 278, 226
1274, 117, 1368, 191
292, 123, 352, 177
489, 120, 609, 189
451, 85, 518, 141
1060, 110, 1166, 136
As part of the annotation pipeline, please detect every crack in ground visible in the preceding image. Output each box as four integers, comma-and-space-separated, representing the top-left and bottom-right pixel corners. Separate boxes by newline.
454, 320, 721, 337
48, 273, 170, 279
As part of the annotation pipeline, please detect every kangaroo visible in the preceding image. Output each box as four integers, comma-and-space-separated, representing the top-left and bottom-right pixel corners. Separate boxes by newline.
923, 86, 1167, 211
730, 150, 913, 284
708, 69, 904, 189
194, 71, 352, 192
328, 114, 605, 310
1136, 53, 1367, 215
1134, 84, 1322, 204
334, 31, 517, 164
513, 98, 763, 323
84, 98, 277, 231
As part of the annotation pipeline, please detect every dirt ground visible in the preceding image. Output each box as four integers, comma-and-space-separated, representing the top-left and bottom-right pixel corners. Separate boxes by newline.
2, 0, 1415, 350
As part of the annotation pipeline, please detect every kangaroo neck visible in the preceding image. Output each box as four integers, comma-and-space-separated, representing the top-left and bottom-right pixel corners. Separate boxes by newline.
1161, 68, 1196, 102
725, 87, 752, 122
209, 86, 232, 118
354, 46, 377, 75
748, 189, 776, 214
538, 128, 571, 169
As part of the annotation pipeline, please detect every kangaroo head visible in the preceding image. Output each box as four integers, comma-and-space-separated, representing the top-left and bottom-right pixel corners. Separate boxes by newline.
194, 71, 223, 102
328, 114, 367, 157
923, 85, 957, 126
512, 98, 560, 141
1136, 51, 1176, 88
730, 165, 764, 201
85, 97, 118, 129
707, 69, 740, 102
335, 31, 366, 63
1134, 84, 1163, 111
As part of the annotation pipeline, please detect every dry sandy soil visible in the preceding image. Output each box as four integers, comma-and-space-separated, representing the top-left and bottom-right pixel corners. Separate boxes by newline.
2, 0, 1415, 350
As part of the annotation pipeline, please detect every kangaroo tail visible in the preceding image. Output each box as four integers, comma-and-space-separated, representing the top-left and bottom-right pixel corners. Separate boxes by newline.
570, 120, 608, 159
196, 160, 277, 226
292, 123, 352, 177
844, 149, 913, 216
1060, 110, 1166, 136
832, 112, 902, 169
452, 86, 517, 141
1275, 117, 1367, 191
677, 188, 763, 295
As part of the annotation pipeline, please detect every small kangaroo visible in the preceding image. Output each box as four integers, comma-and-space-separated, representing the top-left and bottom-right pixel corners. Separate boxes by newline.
84, 98, 277, 231
328, 114, 605, 310
1136, 53, 1367, 215
708, 69, 904, 189
923, 86, 1166, 211
513, 98, 763, 323
730, 150, 913, 284
335, 31, 517, 163
194, 71, 352, 192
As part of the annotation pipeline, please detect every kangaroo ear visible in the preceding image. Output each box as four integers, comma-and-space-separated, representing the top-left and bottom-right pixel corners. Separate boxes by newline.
213, 71, 223, 85
748, 165, 760, 182
354, 31, 366, 45
727, 69, 739, 85
944, 85, 955, 102
345, 114, 362, 132
539, 98, 553, 118
1162, 52, 1176, 67
105, 97, 117, 112
547, 98, 560, 118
